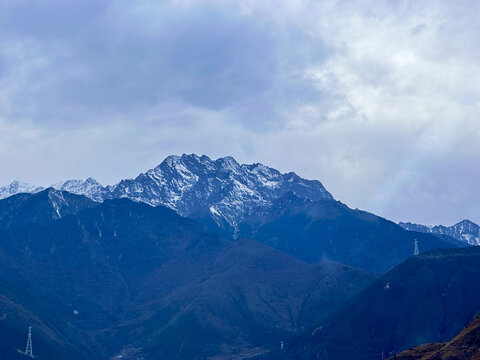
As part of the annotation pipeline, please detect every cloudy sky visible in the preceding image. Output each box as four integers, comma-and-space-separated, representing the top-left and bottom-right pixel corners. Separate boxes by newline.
1, 0, 479, 225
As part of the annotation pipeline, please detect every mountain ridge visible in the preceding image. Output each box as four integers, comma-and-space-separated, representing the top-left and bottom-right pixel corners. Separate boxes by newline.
400, 219, 480, 245
0, 154, 333, 228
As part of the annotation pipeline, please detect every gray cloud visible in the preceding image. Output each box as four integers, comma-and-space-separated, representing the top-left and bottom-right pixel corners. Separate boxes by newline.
0, 1, 330, 130
0, 0, 479, 225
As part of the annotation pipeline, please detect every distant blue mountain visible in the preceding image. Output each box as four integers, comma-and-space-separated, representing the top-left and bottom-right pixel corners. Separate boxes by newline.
399, 220, 480, 246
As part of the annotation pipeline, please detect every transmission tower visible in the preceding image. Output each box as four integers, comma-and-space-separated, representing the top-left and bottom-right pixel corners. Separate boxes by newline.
24, 326, 34, 358
414, 239, 419, 256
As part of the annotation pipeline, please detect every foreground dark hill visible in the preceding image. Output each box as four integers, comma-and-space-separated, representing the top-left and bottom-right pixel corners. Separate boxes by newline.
225, 193, 462, 273
391, 312, 480, 360
0, 191, 375, 359
284, 247, 480, 360
0, 275, 91, 360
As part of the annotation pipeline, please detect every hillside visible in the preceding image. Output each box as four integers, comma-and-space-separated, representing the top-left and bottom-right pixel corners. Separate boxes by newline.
234, 194, 462, 273
283, 247, 480, 360
390, 312, 480, 360
0, 192, 375, 359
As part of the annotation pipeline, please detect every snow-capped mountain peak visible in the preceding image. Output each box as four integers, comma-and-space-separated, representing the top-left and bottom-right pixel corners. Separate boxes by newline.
0, 180, 45, 200
52, 177, 107, 202
0, 154, 334, 226
109, 154, 333, 224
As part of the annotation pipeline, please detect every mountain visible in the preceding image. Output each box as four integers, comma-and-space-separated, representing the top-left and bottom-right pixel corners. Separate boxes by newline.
231, 193, 463, 273
0, 191, 374, 359
283, 247, 480, 360
52, 177, 110, 202
0, 181, 44, 200
399, 220, 480, 246
391, 312, 480, 360
0, 189, 95, 229
107, 154, 333, 226
0, 154, 333, 228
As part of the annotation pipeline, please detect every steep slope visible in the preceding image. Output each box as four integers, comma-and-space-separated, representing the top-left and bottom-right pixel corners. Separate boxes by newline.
391, 312, 480, 360
0, 196, 374, 359
236, 194, 462, 273
115, 240, 376, 360
0, 189, 96, 229
284, 247, 480, 360
400, 220, 480, 246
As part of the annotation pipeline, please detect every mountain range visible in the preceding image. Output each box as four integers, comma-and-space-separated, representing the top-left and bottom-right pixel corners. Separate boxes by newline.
0, 190, 375, 359
399, 220, 480, 246
2, 154, 477, 249
0, 154, 477, 359
0, 154, 333, 228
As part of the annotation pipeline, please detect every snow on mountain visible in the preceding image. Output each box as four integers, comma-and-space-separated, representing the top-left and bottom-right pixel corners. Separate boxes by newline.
53, 177, 110, 202
399, 220, 480, 246
0, 180, 45, 200
108, 154, 333, 225
0, 154, 333, 226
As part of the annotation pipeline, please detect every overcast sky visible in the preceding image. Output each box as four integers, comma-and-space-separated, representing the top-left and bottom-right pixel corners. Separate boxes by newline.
1, 0, 479, 225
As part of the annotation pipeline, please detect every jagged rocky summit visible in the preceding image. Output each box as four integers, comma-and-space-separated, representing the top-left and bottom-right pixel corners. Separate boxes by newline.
0, 154, 333, 226
400, 220, 480, 246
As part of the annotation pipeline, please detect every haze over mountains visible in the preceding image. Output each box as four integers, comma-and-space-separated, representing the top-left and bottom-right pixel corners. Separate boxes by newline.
0, 154, 477, 359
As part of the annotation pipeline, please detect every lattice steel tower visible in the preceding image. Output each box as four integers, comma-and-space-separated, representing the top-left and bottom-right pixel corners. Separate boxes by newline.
414, 239, 419, 256
24, 326, 34, 358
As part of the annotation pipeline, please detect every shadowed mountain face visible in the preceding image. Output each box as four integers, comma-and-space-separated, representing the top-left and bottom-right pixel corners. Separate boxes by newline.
0, 191, 375, 359
391, 312, 480, 360
0, 189, 95, 229
283, 247, 480, 360
212, 193, 462, 273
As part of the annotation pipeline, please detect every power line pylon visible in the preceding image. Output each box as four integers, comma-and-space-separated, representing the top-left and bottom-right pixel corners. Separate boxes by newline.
414, 239, 419, 256
24, 326, 34, 358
